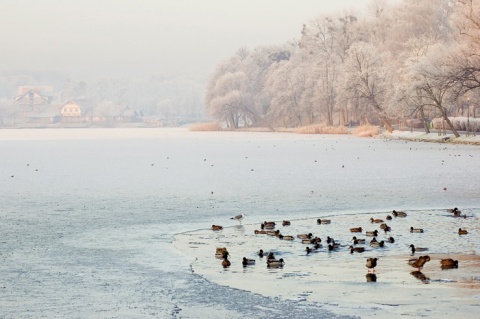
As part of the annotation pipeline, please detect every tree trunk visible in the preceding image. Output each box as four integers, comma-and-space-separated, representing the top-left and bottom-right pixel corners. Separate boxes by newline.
440, 110, 459, 138
379, 115, 394, 133
419, 106, 430, 134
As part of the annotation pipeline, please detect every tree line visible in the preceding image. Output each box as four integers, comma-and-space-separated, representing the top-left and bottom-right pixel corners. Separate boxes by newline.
205, 0, 480, 137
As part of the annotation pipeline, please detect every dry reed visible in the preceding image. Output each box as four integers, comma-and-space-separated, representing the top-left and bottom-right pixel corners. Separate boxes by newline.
189, 122, 223, 131
295, 124, 348, 135
352, 124, 380, 137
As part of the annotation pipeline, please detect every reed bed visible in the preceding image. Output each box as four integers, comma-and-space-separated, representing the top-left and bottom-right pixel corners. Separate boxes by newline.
189, 122, 223, 131
294, 124, 348, 135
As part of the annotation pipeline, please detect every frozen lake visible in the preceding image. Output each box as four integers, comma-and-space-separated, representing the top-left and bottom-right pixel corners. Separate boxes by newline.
1, 128, 479, 318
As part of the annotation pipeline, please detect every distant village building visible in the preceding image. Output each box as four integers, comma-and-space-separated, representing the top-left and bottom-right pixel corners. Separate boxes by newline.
60, 99, 93, 122
13, 86, 61, 110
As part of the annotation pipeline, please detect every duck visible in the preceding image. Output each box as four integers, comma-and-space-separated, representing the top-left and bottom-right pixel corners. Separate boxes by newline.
263, 221, 276, 228
352, 236, 366, 245
458, 228, 468, 235
326, 236, 334, 244
317, 219, 331, 224
267, 258, 285, 268
370, 218, 384, 223
215, 247, 229, 258
410, 227, 424, 233
258, 249, 264, 258
409, 244, 428, 254
261, 223, 275, 230
222, 257, 231, 268
349, 245, 365, 253
297, 233, 313, 239
266, 252, 276, 261
408, 255, 430, 271
312, 236, 322, 243
392, 210, 407, 217
267, 230, 281, 237
242, 257, 255, 266
279, 234, 294, 241
365, 230, 379, 237
254, 229, 267, 235
440, 258, 459, 268
383, 225, 392, 233
313, 242, 322, 249
350, 227, 363, 233
305, 246, 318, 254
370, 240, 385, 248
328, 241, 341, 251
387, 236, 395, 243
211, 225, 223, 231
447, 207, 461, 214
282, 220, 291, 226
366, 257, 378, 273
386, 215, 392, 220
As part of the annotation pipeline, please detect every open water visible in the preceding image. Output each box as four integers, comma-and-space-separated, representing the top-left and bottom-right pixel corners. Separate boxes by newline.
0, 128, 479, 318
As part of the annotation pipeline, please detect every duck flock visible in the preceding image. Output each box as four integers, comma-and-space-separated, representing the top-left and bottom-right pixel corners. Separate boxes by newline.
211, 208, 471, 282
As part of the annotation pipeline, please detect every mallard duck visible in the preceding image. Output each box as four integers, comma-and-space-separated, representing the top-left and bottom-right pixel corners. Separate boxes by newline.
386, 215, 393, 220
383, 225, 391, 233
222, 258, 231, 268
317, 219, 331, 224
211, 225, 223, 231
282, 220, 291, 226
370, 218, 384, 223
312, 237, 322, 243
366, 230, 379, 237
458, 228, 468, 235
263, 221, 276, 227
366, 257, 378, 272
297, 233, 313, 239
387, 236, 395, 243
267, 230, 281, 236
254, 229, 267, 234
370, 240, 385, 248
267, 252, 276, 261
350, 227, 363, 233
408, 255, 430, 271
392, 210, 407, 217
409, 244, 428, 254
261, 223, 275, 230
352, 236, 366, 245
267, 258, 285, 268
242, 257, 255, 266
328, 241, 341, 251
258, 249, 264, 258
440, 258, 459, 268
410, 227, 424, 233
349, 245, 365, 253
447, 207, 461, 214
279, 234, 294, 241
305, 246, 318, 254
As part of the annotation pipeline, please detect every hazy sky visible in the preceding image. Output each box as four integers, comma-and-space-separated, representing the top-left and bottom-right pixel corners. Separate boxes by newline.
0, 0, 366, 80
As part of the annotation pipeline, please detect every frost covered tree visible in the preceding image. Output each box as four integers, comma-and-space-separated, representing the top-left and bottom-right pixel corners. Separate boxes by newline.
339, 42, 394, 131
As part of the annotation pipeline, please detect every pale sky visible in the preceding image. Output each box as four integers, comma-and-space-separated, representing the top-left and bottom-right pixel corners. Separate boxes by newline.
0, 0, 367, 80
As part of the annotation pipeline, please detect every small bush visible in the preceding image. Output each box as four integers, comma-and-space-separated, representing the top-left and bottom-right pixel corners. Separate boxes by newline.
352, 124, 380, 137
189, 122, 223, 131
295, 124, 348, 134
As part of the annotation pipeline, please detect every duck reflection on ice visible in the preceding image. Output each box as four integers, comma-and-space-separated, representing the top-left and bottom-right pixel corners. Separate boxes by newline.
410, 271, 430, 283
366, 273, 377, 282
